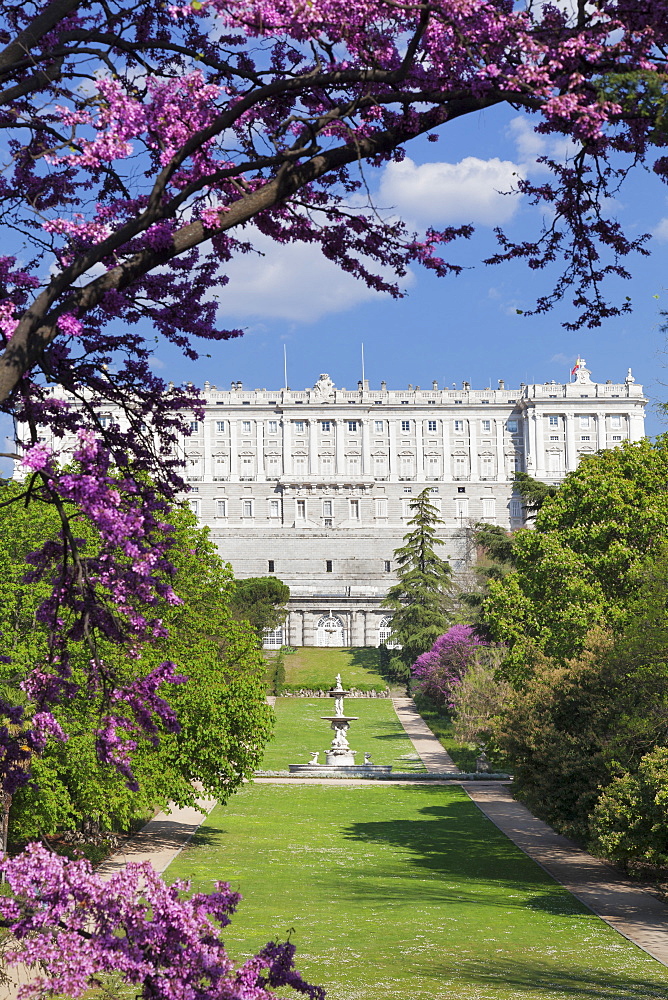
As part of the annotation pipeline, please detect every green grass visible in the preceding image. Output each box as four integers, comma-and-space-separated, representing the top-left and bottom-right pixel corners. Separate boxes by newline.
168, 783, 668, 1000
261, 697, 425, 771
414, 694, 512, 773
279, 646, 388, 692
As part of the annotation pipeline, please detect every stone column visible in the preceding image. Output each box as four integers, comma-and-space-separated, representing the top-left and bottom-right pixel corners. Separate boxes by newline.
335, 419, 344, 475
361, 418, 371, 476
594, 413, 603, 452
521, 410, 531, 473
203, 410, 213, 480
495, 418, 506, 482
282, 416, 292, 475
629, 408, 644, 442
415, 418, 424, 480
468, 417, 477, 481
256, 419, 265, 480
303, 612, 316, 647
229, 419, 239, 481
564, 411, 576, 471
308, 419, 317, 475
388, 419, 398, 481
533, 410, 545, 478
441, 418, 452, 481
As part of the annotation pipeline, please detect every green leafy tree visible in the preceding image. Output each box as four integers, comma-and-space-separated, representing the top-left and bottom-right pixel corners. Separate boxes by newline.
512, 472, 560, 520
382, 489, 454, 673
460, 523, 516, 629
230, 577, 290, 641
499, 548, 668, 846
483, 437, 668, 680
0, 482, 273, 842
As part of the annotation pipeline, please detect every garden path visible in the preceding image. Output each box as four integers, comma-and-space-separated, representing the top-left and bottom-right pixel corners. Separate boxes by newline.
391, 696, 460, 772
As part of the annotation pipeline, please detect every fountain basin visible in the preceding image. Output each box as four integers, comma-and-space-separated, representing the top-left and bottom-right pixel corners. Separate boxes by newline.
288, 763, 393, 776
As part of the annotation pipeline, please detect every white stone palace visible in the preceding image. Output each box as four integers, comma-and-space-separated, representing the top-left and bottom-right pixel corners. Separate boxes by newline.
177, 359, 645, 647
23, 359, 646, 648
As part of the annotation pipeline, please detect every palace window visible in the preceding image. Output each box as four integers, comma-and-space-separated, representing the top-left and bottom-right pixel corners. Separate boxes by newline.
454, 419, 464, 431
216, 499, 227, 517
481, 419, 491, 432
296, 499, 306, 520
374, 420, 384, 432
321, 420, 331, 431
350, 499, 360, 520
268, 499, 280, 518
580, 415, 590, 429
375, 498, 388, 517
294, 420, 304, 432
401, 420, 411, 431
428, 420, 437, 431
216, 420, 225, 433
241, 420, 251, 433
610, 415, 622, 429
268, 420, 278, 433
548, 415, 559, 427
481, 498, 496, 521
348, 420, 358, 432
242, 499, 254, 517
323, 500, 333, 517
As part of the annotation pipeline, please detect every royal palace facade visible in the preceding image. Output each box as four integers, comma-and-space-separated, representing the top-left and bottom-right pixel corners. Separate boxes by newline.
24, 360, 646, 648
175, 360, 645, 647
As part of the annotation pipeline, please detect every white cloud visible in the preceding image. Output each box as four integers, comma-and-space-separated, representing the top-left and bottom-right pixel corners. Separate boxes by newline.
378, 155, 524, 227
215, 227, 414, 322
507, 116, 578, 176
653, 218, 668, 242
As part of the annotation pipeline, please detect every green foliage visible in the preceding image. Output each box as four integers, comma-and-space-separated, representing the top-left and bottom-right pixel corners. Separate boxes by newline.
596, 70, 668, 146
512, 472, 559, 519
230, 576, 290, 639
589, 748, 668, 867
483, 437, 668, 679
0, 481, 273, 841
382, 488, 453, 668
450, 654, 511, 747
499, 548, 668, 847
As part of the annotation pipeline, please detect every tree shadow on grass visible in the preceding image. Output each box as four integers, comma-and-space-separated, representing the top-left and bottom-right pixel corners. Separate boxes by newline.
431, 956, 668, 999
340, 793, 586, 908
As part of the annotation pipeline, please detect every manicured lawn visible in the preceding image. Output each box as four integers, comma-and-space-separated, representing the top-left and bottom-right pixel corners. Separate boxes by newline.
168, 783, 668, 1000
261, 697, 425, 771
280, 646, 388, 692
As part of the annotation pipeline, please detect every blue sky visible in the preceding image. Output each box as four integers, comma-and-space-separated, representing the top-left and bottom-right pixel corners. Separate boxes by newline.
3, 100, 667, 477
162, 102, 668, 439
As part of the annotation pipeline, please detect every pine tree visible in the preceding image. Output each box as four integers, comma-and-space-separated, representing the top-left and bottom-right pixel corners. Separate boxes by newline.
382, 488, 454, 672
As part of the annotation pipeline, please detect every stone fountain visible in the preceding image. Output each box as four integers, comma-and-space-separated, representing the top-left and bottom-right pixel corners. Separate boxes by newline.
288, 675, 392, 776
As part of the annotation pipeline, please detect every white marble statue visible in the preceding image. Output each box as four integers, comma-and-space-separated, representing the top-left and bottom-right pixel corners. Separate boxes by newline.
309, 751, 319, 765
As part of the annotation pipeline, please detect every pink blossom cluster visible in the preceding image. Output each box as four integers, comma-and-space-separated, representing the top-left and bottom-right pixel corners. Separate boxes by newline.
412, 624, 485, 709
0, 844, 324, 1000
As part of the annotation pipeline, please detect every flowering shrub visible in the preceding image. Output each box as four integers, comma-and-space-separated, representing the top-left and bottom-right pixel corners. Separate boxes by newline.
411, 625, 485, 710
0, 844, 324, 1000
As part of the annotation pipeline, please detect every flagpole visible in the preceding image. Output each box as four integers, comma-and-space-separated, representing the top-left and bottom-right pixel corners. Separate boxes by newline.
361, 343, 365, 385
283, 344, 288, 389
